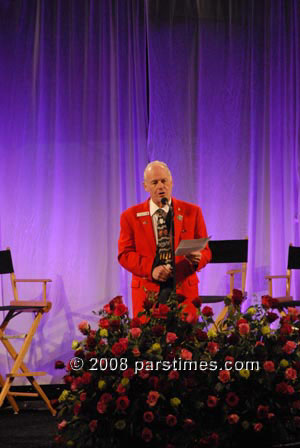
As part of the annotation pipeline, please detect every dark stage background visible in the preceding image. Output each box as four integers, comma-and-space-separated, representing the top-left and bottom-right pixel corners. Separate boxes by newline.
0, 0, 299, 382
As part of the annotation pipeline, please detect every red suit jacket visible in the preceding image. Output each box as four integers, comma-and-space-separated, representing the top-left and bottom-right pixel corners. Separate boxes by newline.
118, 197, 211, 317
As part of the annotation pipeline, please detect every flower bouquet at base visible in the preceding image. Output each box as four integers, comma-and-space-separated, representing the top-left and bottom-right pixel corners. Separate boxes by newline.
54, 290, 300, 448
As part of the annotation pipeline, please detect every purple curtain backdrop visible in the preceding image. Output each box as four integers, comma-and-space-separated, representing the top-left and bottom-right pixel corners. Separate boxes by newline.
0, 0, 299, 383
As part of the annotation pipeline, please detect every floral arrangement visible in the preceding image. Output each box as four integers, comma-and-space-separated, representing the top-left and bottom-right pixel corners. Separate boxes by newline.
53, 291, 300, 448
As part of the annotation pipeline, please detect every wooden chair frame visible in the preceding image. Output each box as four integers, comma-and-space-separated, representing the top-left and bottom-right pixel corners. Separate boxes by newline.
200, 238, 248, 326
0, 248, 56, 415
265, 243, 300, 307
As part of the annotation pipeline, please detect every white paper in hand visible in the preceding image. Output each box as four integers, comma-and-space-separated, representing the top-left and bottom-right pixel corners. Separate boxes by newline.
175, 236, 211, 256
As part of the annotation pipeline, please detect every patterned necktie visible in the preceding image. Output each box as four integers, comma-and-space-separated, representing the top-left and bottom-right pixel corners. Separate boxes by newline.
156, 209, 172, 265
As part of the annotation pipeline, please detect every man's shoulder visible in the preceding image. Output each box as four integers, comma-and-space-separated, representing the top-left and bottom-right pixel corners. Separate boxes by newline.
121, 200, 149, 218
173, 198, 201, 212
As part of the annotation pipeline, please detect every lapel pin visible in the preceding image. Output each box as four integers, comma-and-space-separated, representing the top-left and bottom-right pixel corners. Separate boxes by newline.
177, 215, 183, 221
143, 221, 148, 225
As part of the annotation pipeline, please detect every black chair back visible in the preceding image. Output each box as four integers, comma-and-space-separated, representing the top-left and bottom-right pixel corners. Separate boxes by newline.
209, 240, 248, 264
0, 250, 14, 274
288, 246, 300, 270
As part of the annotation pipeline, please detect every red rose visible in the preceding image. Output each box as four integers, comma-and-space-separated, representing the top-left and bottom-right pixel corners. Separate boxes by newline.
226, 392, 239, 407
97, 401, 107, 414
285, 367, 297, 380
141, 427, 153, 442
263, 361, 275, 372
257, 405, 269, 419
202, 306, 213, 317
253, 423, 263, 432
80, 392, 87, 402
82, 372, 92, 384
74, 402, 81, 416
130, 317, 142, 328
166, 414, 177, 426
117, 384, 126, 394
99, 318, 110, 329
168, 370, 179, 381
111, 342, 127, 356
166, 332, 178, 344
181, 348, 193, 360
123, 368, 135, 379
152, 304, 170, 319
262, 295, 278, 309
55, 360, 65, 369
100, 393, 113, 404
116, 395, 130, 411
143, 411, 154, 423
283, 340, 297, 354
228, 413, 239, 424
64, 374, 73, 384
195, 329, 208, 341
231, 289, 244, 306
237, 318, 248, 325
280, 323, 293, 335
207, 395, 218, 408
183, 418, 195, 429
89, 420, 98, 432
238, 323, 250, 336
86, 335, 96, 348
276, 382, 290, 394
218, 369, 231, 384
109, 296, 123, 310
132, 346, 141, 357
114, 303, 128, 317
192, 297, 202, 308
207, 342, 219, 355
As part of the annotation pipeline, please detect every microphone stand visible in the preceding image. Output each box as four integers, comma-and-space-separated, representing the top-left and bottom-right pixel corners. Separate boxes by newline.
169, 201, 176, 293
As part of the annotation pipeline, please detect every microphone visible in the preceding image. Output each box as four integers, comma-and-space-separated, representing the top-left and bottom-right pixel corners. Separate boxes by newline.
161, 197, 168, 206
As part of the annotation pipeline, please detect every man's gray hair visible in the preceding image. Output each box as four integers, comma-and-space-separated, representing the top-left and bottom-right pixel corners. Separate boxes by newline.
143, 161, 172, 181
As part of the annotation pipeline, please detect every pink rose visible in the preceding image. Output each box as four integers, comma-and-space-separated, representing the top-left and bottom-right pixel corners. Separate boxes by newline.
285, 367, 297, 381
228, 414, 239, 424
181, 349, 193, 360
116, 395, 130, 411
57, 420, 67, 430
166, 332, 178, 344
141, 427, 153, 442
78, 320, 90, 335
143, 411, 154, 423
130, 328, 142, 338
146, 391, 160, 407
207, 395, 218, 408
238, 323, 250, 335
166, 414, 177, 427
89, 419, 98, 432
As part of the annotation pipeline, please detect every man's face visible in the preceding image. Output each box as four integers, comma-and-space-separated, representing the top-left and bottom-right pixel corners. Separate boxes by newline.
144, 165, 173, 207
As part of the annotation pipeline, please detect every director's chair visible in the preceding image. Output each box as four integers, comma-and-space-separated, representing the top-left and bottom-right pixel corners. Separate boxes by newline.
264, 244, 300, 313
200, 238, 248, 326
0, 248, 56, 415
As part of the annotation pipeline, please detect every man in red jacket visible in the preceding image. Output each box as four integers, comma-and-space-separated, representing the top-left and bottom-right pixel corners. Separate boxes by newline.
118, 161, 211, 317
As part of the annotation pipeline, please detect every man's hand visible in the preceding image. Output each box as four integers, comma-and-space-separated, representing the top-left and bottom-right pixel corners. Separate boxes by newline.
152, 264, 172, 282
185, 250, 202, 267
